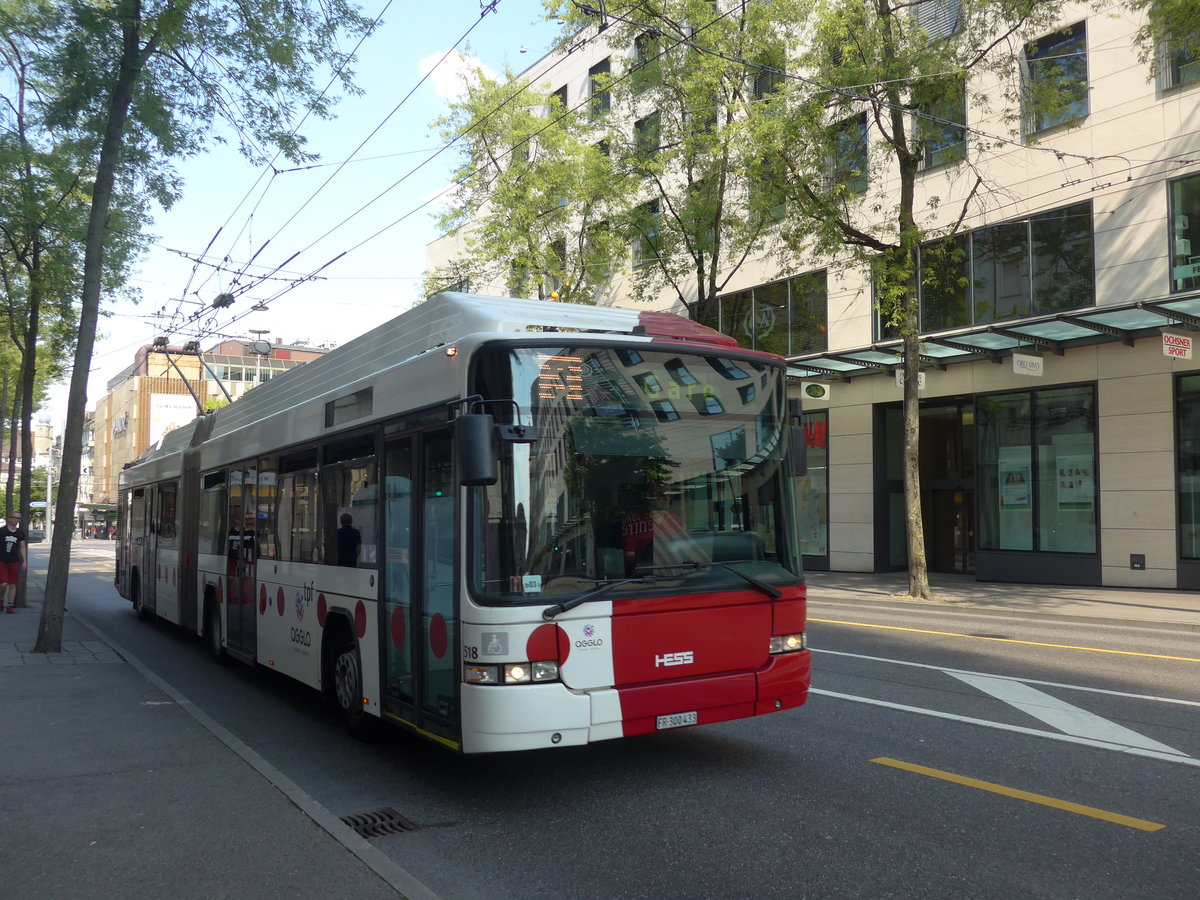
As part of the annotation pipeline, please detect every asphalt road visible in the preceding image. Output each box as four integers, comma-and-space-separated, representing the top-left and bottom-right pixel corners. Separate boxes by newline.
62, 545, 1200, 899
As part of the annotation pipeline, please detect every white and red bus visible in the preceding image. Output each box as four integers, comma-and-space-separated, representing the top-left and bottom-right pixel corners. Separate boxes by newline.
116, 293, 810, 753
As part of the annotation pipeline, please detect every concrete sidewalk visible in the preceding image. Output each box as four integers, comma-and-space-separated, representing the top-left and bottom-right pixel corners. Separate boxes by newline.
0, 571, 424, 899
805, 570, 1200, 632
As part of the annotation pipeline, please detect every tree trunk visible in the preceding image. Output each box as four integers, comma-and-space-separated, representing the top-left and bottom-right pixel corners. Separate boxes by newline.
36, 6, 146, 652
16, 280, 40, 610
901, 325, 930, 599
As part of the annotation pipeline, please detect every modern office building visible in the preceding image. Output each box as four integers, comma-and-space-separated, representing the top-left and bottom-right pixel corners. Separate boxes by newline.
426, 3, 1200, 589
88, 338, 328, 503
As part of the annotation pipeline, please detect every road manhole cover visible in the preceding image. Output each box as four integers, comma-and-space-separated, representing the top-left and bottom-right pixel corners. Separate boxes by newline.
340, 807, 419, 837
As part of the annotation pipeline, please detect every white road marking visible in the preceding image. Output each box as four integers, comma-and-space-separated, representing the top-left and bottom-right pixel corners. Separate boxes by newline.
810, 689, 1200, 768
813, 648, 1200, 708
948, 672, 1188, 756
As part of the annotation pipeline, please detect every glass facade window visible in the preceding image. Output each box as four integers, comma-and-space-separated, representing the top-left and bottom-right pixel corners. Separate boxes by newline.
1177, 375, 1200, 559
910, 201, 1095, 334
713, 270, 828, 356
977, 385, 1096, 554
1171, 173, 1200, 293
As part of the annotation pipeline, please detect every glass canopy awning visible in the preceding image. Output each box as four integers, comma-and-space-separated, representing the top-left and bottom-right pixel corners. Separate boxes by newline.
786, 292, 1200, 382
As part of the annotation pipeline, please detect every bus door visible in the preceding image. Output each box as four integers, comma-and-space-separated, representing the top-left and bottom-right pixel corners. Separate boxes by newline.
129, 487, 155, 613
382, 429, 458, 738
225, 465, 258, 657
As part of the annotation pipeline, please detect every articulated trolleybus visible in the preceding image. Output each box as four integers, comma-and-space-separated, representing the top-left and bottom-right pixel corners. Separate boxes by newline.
116, 293, 811, 753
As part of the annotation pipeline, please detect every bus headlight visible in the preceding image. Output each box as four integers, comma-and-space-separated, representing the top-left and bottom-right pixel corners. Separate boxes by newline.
505, 661, 560, 684
769, 633, 806, 654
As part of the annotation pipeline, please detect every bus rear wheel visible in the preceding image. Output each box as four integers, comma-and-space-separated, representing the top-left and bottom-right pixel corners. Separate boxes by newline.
132, 574, 152, 622
204, 599, 228, 664
331, 636, 379, 741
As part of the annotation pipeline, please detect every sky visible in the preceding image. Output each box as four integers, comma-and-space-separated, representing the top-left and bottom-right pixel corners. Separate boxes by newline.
46, 0, 561, 427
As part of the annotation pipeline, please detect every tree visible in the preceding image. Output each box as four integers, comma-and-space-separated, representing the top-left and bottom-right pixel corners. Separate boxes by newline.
750, 0, 1075, 598
23, 0, 372, 652
547, 0, 798, 318
430, 65, 635, 303
1129, 0, 1200, 77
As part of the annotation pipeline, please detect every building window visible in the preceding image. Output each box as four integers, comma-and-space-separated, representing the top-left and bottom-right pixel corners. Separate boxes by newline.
632, 198, 661, 268
633, 113, 660, 169
1167, 43, 1199, 87
632, 31, 661, 93
1178, 374, 1200, 559
977, 384, 1096, 555
830, 113, 868, 193
588, 58, 611, 120
918, 78, 966, 169
1170, 173, 1200, 293
550, 85, 568, 112
913, 0, 961, 41
1024, 22, 1089, 134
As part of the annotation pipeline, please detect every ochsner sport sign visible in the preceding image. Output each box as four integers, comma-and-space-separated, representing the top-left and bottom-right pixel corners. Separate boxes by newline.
1163, 331, 1193, 360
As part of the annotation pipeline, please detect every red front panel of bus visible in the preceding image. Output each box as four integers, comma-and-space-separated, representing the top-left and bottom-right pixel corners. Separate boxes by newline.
611, 586, 809, 735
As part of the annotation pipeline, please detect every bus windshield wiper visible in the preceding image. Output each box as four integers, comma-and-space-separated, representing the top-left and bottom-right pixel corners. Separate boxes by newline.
640, 561, 782, 600
542, 575, 657, 620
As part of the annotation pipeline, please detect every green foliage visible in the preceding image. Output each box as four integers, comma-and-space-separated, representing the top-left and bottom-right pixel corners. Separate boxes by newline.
431, 65, 636, 303
1129, 0, 1200, 75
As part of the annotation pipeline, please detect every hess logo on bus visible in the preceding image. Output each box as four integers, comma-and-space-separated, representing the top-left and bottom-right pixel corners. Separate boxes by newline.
655, 651, 694, 668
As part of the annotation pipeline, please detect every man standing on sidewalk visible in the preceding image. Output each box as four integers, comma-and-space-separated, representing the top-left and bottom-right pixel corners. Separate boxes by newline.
0, 512, 27, 613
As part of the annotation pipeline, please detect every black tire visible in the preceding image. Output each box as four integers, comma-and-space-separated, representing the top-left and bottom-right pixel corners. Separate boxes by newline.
132, 573, 153, 622
204, 598, 228, 664
331, 633, 380, 741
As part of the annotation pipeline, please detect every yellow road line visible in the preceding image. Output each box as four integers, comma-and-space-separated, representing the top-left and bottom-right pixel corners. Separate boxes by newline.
810, 618, 1200, 663
872, 757, 1165, 832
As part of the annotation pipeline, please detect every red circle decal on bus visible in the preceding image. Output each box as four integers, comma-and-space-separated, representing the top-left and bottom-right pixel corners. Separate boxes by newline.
390, 608, 406, 649
317, 594, 327, 627
526, 623, 570, 665
277, 586, 285, 616
354, 600, 367, 639
429, 613, 448, 659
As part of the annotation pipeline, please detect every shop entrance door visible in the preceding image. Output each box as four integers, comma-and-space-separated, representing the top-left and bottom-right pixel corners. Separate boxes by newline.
927, 488, 975, 574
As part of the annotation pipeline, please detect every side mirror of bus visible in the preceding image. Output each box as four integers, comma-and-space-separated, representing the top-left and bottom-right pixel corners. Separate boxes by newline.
457, 414, 499, 486
790, 426, 808, 477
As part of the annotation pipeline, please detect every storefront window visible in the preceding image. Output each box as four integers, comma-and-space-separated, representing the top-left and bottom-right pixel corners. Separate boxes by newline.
797, 410, 828, 559
1035, 387, 1096, 553
1177, 375, 1200, 558
977, 385, 1095, 554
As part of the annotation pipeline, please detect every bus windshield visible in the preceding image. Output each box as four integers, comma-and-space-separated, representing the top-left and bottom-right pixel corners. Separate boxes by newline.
470, 344, 800, 603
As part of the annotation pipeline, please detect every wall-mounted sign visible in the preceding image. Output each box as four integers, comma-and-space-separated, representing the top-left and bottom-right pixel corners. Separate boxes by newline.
1012, 352, 1044, 377
894, 369, 926, 390
1163, 331, 1193, 360
800, 381, 830, 402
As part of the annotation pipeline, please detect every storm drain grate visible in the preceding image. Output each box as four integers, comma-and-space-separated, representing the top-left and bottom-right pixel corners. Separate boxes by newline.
340, 807, 420, 838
